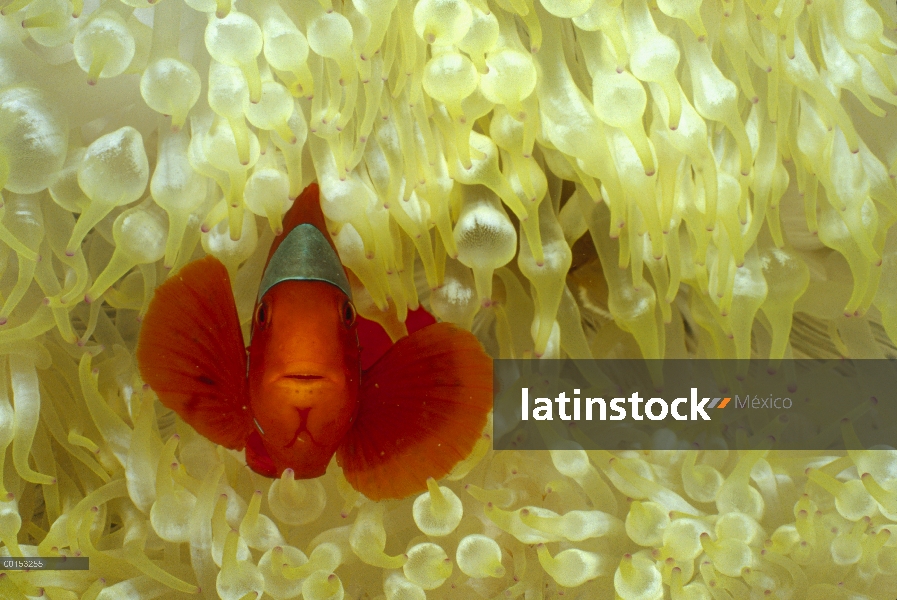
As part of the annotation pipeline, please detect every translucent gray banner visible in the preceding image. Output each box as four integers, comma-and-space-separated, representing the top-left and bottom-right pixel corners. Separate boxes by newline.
0, 557, 90, 571
492, 360, 897, 451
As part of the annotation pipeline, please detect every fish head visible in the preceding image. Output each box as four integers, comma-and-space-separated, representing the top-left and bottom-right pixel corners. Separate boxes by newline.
248, 279, 360, 477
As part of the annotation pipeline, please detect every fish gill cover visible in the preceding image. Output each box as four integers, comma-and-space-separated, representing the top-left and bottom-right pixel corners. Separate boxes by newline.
0, 0, 896, 598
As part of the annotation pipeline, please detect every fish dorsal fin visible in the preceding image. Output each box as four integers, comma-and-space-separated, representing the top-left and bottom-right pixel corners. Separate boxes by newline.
276, 183, 331, 243
337, 323, 493, 500
137, 255, 253, 450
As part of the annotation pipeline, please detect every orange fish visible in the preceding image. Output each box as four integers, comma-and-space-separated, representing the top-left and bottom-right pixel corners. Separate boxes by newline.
136, 184, 492, 500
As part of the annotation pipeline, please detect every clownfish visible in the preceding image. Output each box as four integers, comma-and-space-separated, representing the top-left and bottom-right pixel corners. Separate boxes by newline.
137, 184, 492, 500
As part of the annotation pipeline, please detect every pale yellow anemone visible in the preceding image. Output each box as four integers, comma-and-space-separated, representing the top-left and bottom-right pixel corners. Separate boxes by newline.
1, 0, 897, 598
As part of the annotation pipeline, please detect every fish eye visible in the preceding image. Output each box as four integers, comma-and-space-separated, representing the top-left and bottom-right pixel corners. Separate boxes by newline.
255, 302, 269, 328
342, 300, 356, 327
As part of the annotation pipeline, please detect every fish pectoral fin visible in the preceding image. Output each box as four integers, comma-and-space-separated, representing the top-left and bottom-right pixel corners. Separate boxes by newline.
136, 255, 253, 450
336, 322, 492, 501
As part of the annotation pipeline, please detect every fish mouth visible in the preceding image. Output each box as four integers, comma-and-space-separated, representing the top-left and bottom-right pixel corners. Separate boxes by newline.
267, 369, 341, 391
283, 374, 326, 381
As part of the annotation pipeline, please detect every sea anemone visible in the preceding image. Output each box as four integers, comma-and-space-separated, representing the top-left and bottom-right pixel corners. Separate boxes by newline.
1, 0, 897, 597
